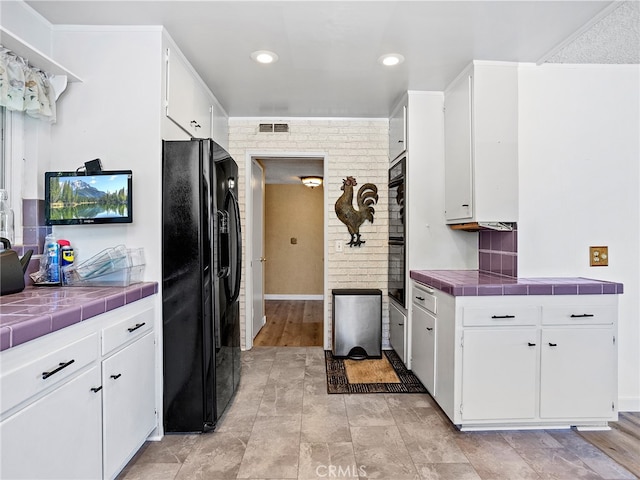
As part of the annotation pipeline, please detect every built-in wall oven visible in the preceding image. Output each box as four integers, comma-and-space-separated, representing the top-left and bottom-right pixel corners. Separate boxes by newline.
388, 157, 406, 307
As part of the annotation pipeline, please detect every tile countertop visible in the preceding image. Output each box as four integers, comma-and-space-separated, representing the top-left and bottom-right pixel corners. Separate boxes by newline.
410, 270, 624, 297
0, 282, 159, 352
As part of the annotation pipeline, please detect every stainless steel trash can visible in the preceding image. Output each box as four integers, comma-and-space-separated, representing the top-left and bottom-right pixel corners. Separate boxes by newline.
332, 289, 382, 359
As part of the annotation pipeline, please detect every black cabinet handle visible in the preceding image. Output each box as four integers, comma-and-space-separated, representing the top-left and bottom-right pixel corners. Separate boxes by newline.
570, 314, 594, 318
127, 322, 146, 333
528, 342, 536, 347
416, 296, 425, 301
548, 343, 558, 347
426, 327, 433, 331
91, 386, 103, 393
42, 359, 75, 380
491, 315, 515, 319
110, 374, 122, 380
398, 323, 404, 326
462, 204, 469, 207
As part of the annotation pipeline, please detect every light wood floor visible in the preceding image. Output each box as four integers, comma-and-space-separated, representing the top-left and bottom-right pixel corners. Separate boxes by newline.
578, 411, 640, 478
253, 300, 323, 347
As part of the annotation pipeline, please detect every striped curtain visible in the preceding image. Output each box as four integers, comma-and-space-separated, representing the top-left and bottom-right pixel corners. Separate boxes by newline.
0, 47, 56, 123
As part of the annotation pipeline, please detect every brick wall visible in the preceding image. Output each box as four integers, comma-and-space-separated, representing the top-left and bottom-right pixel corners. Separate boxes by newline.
228, 118, 390, 350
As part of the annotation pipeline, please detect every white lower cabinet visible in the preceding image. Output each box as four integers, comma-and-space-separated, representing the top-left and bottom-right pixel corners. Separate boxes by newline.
412, 281, 619, 430
389, 301, 406, 363
460, 328, 537, 421
0, 297, 157, 479
0, 366, 103, 479
103, 331, 156, 480
539, 327, 616, 420
410, 305, 436, 394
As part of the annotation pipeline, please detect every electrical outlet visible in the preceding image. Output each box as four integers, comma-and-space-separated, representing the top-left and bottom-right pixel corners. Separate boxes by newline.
590, 246, 608, 267
335, 240, 343, 253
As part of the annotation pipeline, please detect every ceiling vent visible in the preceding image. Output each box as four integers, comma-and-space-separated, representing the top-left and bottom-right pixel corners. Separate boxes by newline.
258, 123, 289, 133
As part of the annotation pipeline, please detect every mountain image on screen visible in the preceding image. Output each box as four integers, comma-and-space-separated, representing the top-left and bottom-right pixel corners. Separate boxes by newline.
49, 176, 129, 220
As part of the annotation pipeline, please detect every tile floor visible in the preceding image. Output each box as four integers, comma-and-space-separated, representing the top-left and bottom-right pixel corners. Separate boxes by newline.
117, 347, 638, 480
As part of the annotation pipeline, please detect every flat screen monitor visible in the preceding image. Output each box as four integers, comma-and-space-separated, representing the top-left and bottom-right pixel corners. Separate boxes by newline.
45, 170, 133, 225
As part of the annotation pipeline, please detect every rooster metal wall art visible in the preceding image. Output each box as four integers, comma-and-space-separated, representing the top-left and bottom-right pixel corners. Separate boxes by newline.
335, 176, 379, 247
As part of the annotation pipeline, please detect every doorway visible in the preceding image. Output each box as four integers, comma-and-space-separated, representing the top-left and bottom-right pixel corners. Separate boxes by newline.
245, 153, 327, 349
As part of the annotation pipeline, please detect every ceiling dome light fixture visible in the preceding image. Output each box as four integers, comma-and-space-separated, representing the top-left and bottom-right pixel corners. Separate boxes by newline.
301, 176, 323, 188
378, 53, 405, 66
251, 50, 279, 64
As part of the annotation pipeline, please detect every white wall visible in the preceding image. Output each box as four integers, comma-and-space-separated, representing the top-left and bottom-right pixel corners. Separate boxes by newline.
48, 27, 165, 281
229, 118, 389, 350
518, 63, 640, 410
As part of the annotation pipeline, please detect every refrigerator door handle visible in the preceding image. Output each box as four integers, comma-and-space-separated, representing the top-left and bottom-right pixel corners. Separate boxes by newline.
226, 190, 242, 302
217, 210, 230, 278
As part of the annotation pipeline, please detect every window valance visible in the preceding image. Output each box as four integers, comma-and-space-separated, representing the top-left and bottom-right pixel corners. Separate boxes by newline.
0, 46, 56, 123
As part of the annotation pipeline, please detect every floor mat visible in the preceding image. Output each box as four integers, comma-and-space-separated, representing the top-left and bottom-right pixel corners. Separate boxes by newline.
325, 349, 427, 394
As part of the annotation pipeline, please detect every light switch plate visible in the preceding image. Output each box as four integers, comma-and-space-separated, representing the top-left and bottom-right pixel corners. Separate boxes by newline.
590, 246, 608, 267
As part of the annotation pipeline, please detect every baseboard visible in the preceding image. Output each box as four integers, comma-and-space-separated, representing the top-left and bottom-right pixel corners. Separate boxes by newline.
618, 396, 640, 412
264, 294, 324, 300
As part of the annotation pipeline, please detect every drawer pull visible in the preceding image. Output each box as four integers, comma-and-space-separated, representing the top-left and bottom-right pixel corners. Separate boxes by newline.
528, 342, 536, 347
127, 322, 146, 333
42, 359, 75, 380
426, 327, 433, 331
90, 386, 103, 393
491, 315, 515, 319
548, 343, 558, 347
415, 296, 425, 301
110, 374, 122, 380
570, 314, 594, 318
398, 323, 404, 326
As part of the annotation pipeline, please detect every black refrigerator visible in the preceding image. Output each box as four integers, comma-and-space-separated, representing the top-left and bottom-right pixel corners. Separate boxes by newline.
162, 138, 241, 433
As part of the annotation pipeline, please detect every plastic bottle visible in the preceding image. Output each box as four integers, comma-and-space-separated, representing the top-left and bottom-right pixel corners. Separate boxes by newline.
58, 239, 74, 285
45, 233, 60, 283
0, 189, 15, 245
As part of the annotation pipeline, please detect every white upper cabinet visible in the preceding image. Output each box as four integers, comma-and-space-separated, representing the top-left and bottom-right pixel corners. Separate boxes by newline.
165, 47, 213, 139
389, 99, 407, 162
444, 62, 519, 224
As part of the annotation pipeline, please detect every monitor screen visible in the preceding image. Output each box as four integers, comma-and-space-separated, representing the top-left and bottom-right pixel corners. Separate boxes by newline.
45, 170, 133, 225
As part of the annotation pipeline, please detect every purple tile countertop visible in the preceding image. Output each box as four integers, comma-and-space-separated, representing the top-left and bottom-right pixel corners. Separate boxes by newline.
0, 282, 159, 352
410, 270, 624, 297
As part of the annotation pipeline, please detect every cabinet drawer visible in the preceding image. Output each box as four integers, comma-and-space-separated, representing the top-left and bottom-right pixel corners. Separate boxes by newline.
463, 306, 539, 326
413, 284, 437, 314
1, 333, 98, 415
542, 305, 615, 326
102, 307, 153, 356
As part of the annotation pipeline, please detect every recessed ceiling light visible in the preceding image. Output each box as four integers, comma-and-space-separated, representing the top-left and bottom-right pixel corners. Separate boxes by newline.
251, 50, 279, 64
378, 53, 405, 66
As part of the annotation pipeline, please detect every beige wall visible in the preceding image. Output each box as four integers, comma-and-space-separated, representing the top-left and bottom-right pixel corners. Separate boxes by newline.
229, 118, 389, 350
265, 184, 324, 295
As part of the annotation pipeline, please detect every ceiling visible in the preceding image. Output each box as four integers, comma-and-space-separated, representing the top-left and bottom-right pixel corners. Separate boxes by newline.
26, 0, 639, 120
23, 1, 640, 184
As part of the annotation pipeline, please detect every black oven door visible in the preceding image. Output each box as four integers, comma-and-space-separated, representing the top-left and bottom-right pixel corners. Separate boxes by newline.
388, 239, 405, 307
388, 157, 406, 307
389, 158, 405, 239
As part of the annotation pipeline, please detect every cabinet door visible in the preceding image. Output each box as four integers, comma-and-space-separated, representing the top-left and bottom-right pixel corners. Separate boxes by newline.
461, 328, 537, 420
211, 100, 229, 151
0, 367, 102, 480
540, 328, 616, 420
444, 72, 473, 222
389, 302, 406, 363
102, 332, 156, 479
166, 48, 211, 137
411, 306, 436, 394
389, 102, 406, 161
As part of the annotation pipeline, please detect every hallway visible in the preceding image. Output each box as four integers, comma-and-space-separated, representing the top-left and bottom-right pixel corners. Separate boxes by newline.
253, 300, 323, 347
